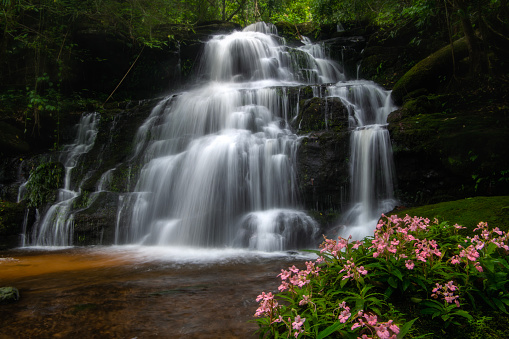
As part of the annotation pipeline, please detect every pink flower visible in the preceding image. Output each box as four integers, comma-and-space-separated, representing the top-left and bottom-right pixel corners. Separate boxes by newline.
299, 295, 311, 306
405, 260, 415, 270
278, 269, 291, 280
278, 281, 289, 292
474, 262, 483, 272
292, 315, 305, 329
351, 322, 361, 330
338, 309, 351, 323
364, 313, 378, 326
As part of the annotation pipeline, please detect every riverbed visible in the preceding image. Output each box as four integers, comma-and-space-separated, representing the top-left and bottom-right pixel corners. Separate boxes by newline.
0, 247, 310, 338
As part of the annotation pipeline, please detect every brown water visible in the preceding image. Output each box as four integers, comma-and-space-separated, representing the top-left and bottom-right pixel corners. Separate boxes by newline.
0, 247, 308, 338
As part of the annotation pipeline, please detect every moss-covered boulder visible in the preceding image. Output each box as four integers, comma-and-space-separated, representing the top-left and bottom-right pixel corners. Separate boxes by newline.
24, 161, 65, 208
0, 287, 19, 304
391, 38, 469, 104
388, 82, 509, 206
72, 192, 121, 245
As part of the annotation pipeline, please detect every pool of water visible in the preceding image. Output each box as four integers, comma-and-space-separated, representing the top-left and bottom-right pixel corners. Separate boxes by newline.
0, 246, 311, 338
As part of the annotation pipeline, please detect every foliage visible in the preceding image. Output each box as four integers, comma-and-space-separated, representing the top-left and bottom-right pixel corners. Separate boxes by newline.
254, 215, 509, 338
24, 161, 64, 208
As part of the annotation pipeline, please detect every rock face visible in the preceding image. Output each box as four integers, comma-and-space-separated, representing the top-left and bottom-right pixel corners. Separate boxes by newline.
293, 94, 352, 226
388, 87, 509, 206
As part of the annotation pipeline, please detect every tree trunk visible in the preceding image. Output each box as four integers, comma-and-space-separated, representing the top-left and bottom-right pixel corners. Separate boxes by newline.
454, 0, 485, 75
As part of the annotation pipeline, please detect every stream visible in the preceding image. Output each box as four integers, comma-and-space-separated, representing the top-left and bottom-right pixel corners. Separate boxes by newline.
0, 247, 309, 338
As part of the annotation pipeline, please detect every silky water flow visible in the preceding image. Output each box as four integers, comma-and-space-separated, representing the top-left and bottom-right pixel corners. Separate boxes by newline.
24, 22, 397, 249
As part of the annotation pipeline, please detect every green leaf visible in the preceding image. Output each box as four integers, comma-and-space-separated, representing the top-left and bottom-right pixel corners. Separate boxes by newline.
388, 276, 398, 289
453, 310, 474, 321
493, 297, 509, 313
397, 318, 417, 339
392, 268, 404, 281
317, 322, 344, 339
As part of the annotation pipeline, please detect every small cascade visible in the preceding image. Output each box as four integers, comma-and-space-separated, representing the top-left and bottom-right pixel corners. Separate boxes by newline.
25, 113, 99, 246
327, 81, 397, 239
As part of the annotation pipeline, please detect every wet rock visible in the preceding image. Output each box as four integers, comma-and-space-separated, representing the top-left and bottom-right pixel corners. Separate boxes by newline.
73, 192, 120, 245
294, 96, 351, 226
294, 96, 349, 133
0, 287, 19, 304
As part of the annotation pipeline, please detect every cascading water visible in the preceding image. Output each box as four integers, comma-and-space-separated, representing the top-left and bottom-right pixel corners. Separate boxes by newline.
327, 82, 397, 239
24, 113, 99, 246
115, 22, 347, 251
21, 22, 397, 249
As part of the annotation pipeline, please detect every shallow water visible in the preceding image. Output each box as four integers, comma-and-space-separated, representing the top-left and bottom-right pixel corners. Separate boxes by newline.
0, 247, 310, 338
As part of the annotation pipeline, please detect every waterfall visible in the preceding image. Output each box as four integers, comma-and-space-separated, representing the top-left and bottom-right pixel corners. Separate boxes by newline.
25, 113, 99, 246
115, 23, 349, 250
327, 81, 397, 239
22, 22, 397, 248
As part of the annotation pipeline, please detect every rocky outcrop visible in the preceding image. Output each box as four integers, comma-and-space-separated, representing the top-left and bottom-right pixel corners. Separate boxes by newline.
293, 94, 352, 226
388, 85, 509, 206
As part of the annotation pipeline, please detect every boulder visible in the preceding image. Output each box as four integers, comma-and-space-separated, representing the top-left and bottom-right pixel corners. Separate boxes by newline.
391, 38, 469, 104
0, 287, 19, 304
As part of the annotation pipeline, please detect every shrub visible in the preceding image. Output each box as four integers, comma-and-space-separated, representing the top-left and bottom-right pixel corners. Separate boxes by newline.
254, 215, 509, 338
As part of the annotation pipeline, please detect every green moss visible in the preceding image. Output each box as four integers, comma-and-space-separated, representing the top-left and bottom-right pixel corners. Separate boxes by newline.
390, 196, 509, 232
25, 162, 65, 208
391, 38, 468, 104
0, 200, 25, 236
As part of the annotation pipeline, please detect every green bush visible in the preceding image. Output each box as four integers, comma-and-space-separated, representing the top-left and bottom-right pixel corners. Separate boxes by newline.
254, 215, 509, 338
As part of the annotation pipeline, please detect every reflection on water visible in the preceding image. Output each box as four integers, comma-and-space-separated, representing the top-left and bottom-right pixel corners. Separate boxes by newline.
0, 247, 310, 338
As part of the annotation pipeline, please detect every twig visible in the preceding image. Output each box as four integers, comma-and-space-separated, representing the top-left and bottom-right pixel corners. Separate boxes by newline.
102, 45, 145, 107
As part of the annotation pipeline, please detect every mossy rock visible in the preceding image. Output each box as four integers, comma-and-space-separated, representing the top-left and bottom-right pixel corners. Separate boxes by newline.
296, 130, 350, 223
388, 88, 509, 205
24, 162, 65, 208
0, 287, 20, 304
391, 38, 468, 104
293, 96, 349, 133
73, 191, 120, 245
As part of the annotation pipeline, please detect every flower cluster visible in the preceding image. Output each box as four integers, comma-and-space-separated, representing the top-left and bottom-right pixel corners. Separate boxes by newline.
278, 261, 320, 292
369, 215, 435, 260
254, 292, 281, 322
337, 301, 351, 323
351, 311, 400, 339
291, 315, 306, 338
431, 281, 460, 307
450, 221, 509, 272
254, 215, 509, 339
339, 258, 368, 281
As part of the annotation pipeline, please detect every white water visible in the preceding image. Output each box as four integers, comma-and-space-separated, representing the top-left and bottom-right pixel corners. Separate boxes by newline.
25, 113, 99, 246
327, 82, 397, 239
115, 23, 347, 250
21, 22, 396, 249
117, 22, 396, 249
